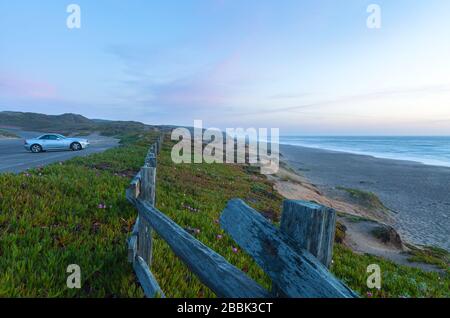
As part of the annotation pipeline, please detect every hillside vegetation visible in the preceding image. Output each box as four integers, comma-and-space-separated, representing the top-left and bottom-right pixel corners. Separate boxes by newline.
0, 129, 19, 138
0, 111, 153, 137
0, 132, 448, 297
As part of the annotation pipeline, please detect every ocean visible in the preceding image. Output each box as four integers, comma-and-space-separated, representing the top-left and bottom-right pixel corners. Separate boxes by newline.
280, 136, 450, 168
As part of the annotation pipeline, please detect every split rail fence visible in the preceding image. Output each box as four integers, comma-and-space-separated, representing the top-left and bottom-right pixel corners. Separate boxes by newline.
126, 134, 358, 298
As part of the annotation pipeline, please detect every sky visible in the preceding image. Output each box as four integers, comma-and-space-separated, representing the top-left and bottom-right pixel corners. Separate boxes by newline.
1, 0, 450, 135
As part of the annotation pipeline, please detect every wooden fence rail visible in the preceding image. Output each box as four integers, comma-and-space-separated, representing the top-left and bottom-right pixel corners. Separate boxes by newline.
126, 133, 358, 298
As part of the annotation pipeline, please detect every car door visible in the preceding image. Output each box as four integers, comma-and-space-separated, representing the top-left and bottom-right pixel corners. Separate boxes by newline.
57, 136, 71, 149
46, 135, 62, 149
38, 135, 50, 150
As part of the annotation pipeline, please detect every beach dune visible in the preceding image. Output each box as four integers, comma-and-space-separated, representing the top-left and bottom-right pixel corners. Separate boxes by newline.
279, 144, 450, 251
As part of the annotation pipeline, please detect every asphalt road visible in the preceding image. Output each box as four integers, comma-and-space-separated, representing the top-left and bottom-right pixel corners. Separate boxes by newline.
0, 130, 119, 173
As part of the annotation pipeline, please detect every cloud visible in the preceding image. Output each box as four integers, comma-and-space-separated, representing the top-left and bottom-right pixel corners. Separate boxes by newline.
268, 93, 312, 100
100, 37, 450, 130
151, 54, 243, 109
105, 44, 245, 117
0, 75, 58, 99
237, 84, 450, 116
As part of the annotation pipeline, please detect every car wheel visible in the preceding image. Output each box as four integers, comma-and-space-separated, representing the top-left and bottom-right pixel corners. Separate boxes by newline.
71, 142, 82, 151
31, 144, 42, 153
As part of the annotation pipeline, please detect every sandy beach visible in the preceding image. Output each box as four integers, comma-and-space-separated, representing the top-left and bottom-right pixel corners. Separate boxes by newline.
278, 144, 450, 252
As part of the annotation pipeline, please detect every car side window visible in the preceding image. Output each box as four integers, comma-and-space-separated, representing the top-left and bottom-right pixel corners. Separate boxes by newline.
39, 135, 50, 140
48, 135, 59, 140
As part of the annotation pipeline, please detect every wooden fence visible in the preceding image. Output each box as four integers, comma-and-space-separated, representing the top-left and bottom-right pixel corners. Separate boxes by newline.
126, 134, 358, 298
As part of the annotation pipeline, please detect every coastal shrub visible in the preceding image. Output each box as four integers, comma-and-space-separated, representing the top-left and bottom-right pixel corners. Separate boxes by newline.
0, 129, 19, 138
336, 186, 388, 211
335, 222, 347, 244
332, 244, 449, 298
371, 225, 403, 248
406, 244, 450, 272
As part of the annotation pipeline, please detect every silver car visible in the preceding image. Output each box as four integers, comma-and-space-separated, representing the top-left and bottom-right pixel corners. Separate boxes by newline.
24, 134, 90, 153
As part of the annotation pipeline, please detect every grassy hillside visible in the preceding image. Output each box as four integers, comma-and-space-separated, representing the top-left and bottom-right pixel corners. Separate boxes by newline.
0, 111, 152, 137
0, 132, 448, 297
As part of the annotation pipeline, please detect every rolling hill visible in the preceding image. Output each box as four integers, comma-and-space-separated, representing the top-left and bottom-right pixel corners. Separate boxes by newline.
0, 111, 155, 136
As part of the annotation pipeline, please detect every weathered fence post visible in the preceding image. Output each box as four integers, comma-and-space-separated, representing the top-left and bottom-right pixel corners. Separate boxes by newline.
158, 134, 163, 153
271, 200, 337, 296
280, 200, 336, 268
148, 143, 157, 158
138, 217, 152, 266
129, 172, 141, 199
128, 217, 139, 263
137, 149, 157, 266
141, 152, 156, 204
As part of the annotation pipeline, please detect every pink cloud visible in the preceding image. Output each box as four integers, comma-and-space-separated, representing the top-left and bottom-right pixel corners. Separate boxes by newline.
153, 53, 244, 108
0, 75, 58, 99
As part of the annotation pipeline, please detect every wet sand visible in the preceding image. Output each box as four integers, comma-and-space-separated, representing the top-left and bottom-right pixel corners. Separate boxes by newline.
279, 144, 450, 251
